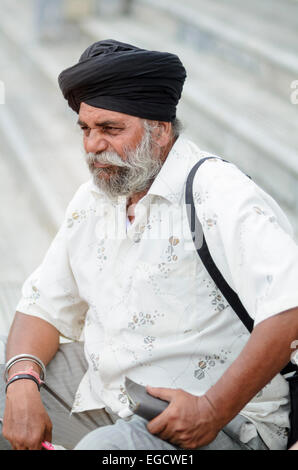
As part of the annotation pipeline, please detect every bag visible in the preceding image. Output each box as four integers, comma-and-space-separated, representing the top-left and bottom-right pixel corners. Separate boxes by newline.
124, 376, 168, 421
185, 156, 298, 449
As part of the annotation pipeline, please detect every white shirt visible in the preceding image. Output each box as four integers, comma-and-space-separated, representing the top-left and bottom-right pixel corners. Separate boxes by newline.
17, 136, 298, 449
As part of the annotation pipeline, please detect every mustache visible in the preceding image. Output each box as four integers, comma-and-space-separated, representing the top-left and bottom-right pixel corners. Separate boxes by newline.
85, 151, 131, 169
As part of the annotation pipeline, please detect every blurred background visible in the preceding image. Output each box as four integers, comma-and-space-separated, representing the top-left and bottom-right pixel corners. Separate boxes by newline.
0, 0, 298, 338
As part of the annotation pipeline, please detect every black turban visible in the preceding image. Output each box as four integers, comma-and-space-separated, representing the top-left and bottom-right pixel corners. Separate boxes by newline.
58, 39, 186, 122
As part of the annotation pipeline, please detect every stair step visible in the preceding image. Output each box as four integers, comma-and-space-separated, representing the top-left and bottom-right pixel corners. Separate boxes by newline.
134, 0, 298, 99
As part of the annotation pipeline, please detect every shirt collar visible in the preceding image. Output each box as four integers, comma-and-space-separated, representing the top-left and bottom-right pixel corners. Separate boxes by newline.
146, 135, 201, 204
89, 135, 202, 205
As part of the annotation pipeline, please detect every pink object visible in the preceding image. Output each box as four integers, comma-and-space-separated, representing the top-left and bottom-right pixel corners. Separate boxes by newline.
41, 441, 55, 450
7, 367, 44, 386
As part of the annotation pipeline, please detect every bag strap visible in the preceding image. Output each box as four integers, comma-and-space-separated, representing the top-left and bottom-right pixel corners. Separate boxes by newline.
185, 156, 296, 375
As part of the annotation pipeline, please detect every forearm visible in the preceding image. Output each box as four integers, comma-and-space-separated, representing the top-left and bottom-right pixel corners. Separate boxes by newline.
1, 312, 58, 449
205, 307, 298, 427
6, 311, 60, 377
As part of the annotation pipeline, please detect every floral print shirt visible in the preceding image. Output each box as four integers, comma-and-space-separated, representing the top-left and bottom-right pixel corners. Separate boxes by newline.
17, 137, 298, 449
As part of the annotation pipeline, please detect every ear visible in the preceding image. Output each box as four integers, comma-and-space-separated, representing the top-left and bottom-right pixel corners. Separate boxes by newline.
152, 121, 173, 147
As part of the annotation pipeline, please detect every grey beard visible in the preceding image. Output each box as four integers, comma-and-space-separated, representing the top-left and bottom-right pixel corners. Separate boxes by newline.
85, 124, 164, 199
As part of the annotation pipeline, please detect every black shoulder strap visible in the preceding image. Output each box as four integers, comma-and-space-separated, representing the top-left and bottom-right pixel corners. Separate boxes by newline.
185, 156, 296, 376
185, 157, 254, 332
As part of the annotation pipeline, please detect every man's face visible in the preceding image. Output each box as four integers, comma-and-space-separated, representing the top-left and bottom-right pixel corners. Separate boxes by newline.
78, 102, 164, 198
78, 102, 145, 161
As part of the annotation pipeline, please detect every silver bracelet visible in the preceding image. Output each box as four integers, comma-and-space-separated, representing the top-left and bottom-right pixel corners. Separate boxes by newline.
4, 354, 46, 382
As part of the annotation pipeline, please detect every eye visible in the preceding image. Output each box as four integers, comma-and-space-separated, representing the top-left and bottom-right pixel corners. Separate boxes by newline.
103, 126, 122, 133
80, 126, 91, 136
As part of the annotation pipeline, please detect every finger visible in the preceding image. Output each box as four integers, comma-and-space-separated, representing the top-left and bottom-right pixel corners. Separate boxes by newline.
31, 441, 42, 450
147, 411, 166, 434
156, 423, 177, 442
44, 424, 52, 445
31, 432, 48, 450
13, 441, 27, 450
146, 386, 176, 402
147, 420, 167, 437
147, 406, 172, 435
148, 419, 182, 447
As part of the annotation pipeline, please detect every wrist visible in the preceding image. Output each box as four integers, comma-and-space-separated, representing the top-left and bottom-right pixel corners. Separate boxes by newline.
6, 376, 41, 395
203, 388, 232, 429
5, 366, 44, 394
7, 361, 42, 380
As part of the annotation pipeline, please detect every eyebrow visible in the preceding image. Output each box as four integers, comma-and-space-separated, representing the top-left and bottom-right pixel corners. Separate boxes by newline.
77, 119, 124, 128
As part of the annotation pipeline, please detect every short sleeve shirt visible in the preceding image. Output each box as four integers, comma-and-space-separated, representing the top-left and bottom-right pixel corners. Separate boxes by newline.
16, 137, 298, 449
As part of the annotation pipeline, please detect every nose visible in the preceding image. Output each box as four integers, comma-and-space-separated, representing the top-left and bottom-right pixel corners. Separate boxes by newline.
84, 129, 109, 154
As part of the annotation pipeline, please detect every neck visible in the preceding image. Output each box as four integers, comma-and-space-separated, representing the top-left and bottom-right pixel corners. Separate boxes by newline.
128, 189, 148, 207
126, 137, 176, 223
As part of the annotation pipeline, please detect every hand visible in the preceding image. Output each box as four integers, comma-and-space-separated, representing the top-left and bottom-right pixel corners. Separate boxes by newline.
2, 380, 52, 450
146, 386, 221, 449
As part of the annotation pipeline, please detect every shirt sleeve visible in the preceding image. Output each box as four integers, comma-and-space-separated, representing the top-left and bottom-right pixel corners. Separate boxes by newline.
16, 194, 89, 340
193, 158, 298, 327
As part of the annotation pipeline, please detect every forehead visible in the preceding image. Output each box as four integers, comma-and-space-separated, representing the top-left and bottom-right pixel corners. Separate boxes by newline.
78, 102, 143, 127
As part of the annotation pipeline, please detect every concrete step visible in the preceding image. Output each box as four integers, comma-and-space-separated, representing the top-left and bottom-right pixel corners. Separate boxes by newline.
0, 131, 54, 283
0, 0, 90, 333
176, 0, 298, 53
0, 128, 56, 334
133, 0, 298, 101
0, 2, 90, 227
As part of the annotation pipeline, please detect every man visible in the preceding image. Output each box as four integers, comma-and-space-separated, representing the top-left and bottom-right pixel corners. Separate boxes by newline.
1, 39, 298, 451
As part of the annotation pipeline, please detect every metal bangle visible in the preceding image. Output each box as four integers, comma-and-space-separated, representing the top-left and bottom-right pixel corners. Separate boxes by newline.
5, 358, 45, 382
4, 354, 46, 382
